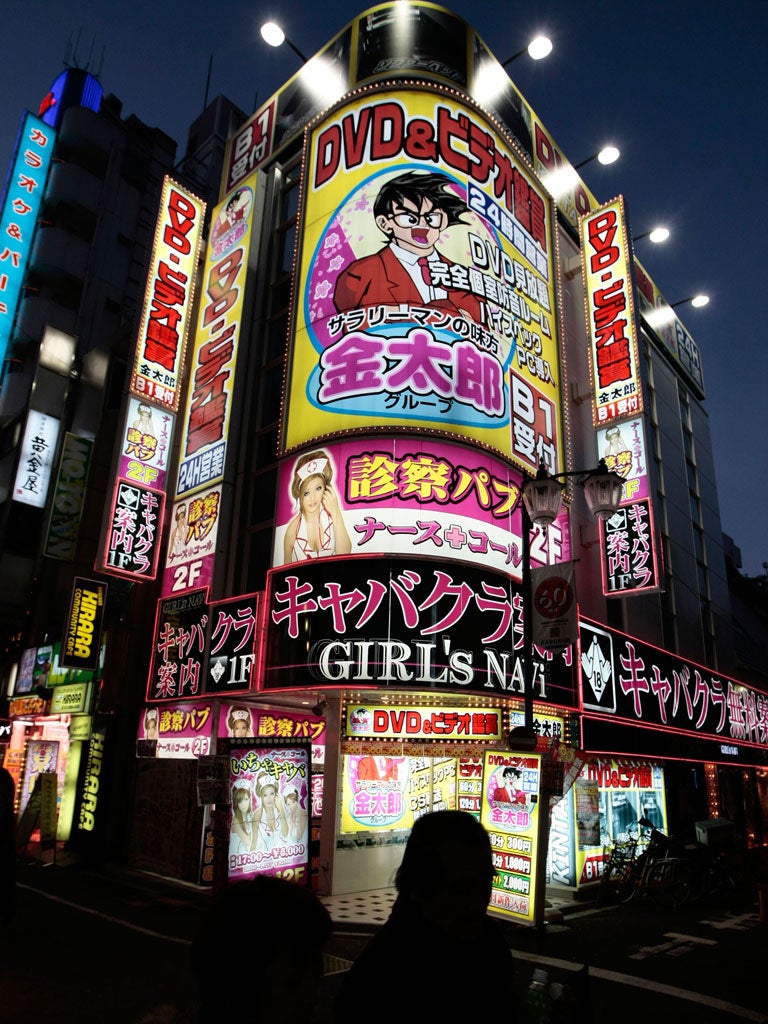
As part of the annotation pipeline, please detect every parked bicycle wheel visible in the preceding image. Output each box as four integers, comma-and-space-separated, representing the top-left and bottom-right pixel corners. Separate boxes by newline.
647, 857, 691, 909
601, 853, 635, 904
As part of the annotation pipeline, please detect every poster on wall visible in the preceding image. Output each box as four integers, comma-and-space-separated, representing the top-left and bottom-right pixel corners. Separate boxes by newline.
228, 745, 311, 884
340, 753, 410, 832
575, 778, 600, 848
19, 739, 60, 816
481, 751, 542, 925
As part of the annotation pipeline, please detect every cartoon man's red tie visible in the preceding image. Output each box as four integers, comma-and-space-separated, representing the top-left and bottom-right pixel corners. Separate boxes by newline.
418, 256, 432, 286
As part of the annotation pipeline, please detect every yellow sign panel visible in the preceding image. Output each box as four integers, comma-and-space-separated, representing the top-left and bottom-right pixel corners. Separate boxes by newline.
284, 86, 563, 473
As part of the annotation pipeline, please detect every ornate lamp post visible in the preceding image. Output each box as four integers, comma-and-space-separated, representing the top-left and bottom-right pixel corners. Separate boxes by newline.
509, 459, 623, 929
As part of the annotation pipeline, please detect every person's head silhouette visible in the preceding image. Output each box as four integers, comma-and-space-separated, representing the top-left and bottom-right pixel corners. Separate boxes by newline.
395, 809, 496, 940
191, 876, 332, 1021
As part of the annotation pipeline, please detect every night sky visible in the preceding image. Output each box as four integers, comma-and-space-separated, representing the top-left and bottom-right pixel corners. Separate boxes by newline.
2, 0, 766, 575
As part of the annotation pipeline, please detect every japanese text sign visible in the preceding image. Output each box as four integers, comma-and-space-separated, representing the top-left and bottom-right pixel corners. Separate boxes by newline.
600, 497, 660, 596
274, 436, 571, 579
174, 173, 258, 501
265, 556, 575, 705
482, 751, 542, 924
130, 176, 206, 412
345, 703, 502, 741
99, 478, 166, 581
283, 86, 563, 472
0, 112, 55, 366
146, 588, 209, 702
580, 196, 643, 427
205, 593, 261, 695
580, 618, 768, 752
12, 409, 60, 508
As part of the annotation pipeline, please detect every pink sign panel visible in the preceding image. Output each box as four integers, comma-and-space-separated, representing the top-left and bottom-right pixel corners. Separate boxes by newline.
138, 701, 214, 759
273, 436, 571, 581
118, 397, 175, 491
219, 704, 326, 768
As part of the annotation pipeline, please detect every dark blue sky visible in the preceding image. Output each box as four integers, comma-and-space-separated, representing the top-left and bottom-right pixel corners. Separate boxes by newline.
2, 0, 766, 576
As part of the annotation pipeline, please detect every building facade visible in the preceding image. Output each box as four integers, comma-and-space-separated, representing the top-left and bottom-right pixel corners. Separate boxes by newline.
3, 6, 766, 925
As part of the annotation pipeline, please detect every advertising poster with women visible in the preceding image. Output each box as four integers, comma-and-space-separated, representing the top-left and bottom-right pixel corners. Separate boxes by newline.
272, 436, 571, 578
228, 746, 311, 884
481, 751, 542, 924
283, 87, 563, 477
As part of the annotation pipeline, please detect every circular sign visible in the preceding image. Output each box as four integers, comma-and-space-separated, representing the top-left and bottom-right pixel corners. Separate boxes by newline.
533, 574, 574, 620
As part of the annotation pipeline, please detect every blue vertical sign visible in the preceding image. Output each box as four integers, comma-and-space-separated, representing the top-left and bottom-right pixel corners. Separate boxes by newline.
0, 112, 56, 367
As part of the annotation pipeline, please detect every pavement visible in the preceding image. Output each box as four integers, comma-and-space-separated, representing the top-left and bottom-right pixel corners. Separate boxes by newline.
6, 854, 767, 1024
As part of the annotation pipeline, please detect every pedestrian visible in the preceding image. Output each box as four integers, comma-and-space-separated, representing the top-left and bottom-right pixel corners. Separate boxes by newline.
136, 875, 333, 1023
333, 809, 518, 1023
0, 764, 16, 925
192, 875, 333, 1022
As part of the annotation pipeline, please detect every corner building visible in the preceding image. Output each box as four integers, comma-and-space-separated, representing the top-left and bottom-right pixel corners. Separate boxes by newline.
129, 3, 767, 921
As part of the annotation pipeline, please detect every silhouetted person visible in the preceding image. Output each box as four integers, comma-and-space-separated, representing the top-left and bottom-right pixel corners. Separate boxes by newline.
0, 765, 16, 925
333, 810, 517, 1023
137, 875, 333, 1023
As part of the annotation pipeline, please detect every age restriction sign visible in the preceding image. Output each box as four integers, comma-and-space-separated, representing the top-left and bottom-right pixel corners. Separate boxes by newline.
531, 562, 576, 648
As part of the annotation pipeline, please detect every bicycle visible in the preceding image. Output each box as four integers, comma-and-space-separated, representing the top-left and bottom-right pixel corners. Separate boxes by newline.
599, 823, 646, 904
619, 818, 692, 908
600, 818, 691, 909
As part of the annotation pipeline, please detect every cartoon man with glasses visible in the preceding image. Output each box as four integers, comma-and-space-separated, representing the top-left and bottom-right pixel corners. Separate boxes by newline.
333, 169, 483, 322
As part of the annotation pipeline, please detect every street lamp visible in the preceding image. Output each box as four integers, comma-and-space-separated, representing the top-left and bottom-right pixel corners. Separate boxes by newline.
501, 34, 553, 66
510, 457, 623, 746
510, 459, 622, 929
573, 146, 620, 170
671, 294, 709, 308
260, 21, 309, 63
633, 227, 670, 244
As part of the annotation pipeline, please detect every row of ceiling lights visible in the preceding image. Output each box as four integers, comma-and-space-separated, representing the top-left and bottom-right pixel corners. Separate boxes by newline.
259, 20, 709, 311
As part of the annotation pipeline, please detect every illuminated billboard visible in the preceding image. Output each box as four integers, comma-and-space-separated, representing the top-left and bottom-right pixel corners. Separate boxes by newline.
273, 436, 571, 579
146, 588, 209, 702
61, 577, 107, 671
264, 556, 576, 705
44, 433, 93, 560
174, 173, 258, 501
12, 409, 60, 508
117, 397, 175, 491
161, 485, 223, 597
600, 496, 660, 596
228, 745, 311, 883
0, 112, 55, 367
130, 177, 206, 412
580, 196, 643, 427
482, 750, 543, 924
137, 701, 214, 759
98, 478, 166, 581
580, 618, 768, 765
283, 85, 563, 474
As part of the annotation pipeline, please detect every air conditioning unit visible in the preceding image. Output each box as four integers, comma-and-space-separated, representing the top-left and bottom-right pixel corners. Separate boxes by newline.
695, 818, 734, 848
